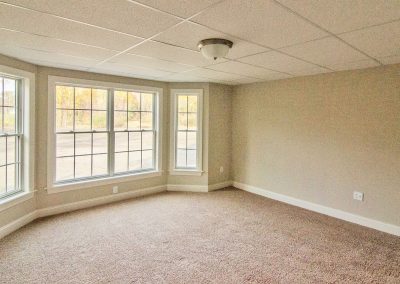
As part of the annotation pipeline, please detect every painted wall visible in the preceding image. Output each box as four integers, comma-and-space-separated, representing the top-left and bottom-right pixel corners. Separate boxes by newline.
232, 64, 400, 226
208, 83, 232, 185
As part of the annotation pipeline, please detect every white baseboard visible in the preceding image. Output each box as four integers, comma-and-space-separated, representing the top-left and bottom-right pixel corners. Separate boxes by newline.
233, 181, 400, 237
0, 185, 167, 239
167, 180, 232, 192
0, 211, 38, 240
208, 180, 233, 192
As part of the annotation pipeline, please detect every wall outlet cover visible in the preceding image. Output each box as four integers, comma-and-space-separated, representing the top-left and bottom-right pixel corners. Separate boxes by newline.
353, 191, 364, 201
113, 186, 119, 194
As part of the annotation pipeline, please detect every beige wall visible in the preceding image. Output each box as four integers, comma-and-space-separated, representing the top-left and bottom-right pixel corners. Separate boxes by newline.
232, 64, 400, 226
208, 83, 232, 185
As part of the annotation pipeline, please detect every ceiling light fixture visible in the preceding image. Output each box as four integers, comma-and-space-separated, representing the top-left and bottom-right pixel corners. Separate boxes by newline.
198, 38, 233, 60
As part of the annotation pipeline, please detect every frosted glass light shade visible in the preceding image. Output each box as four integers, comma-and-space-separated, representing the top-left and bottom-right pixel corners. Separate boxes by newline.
198, 38, 233, 60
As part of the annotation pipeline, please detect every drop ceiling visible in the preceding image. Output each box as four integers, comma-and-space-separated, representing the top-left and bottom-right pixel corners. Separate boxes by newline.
0, 0, 399, 85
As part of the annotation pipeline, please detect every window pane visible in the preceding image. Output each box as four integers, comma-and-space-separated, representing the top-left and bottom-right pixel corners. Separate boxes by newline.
142, 150, 153, 169
6, 164, 16, 191
128, 92, 140, 111
56, 109, 73, 132
0, 137, 5, 165
114, 111, 127, 131
0, 166, 5, 194
141, 112, 152, 130
92, 110, 107, 130
142, 132, 153, 150
56, 86, 74, 109
141, 93, 153, 111
128, 112, 140, 130
178, 113, 187, 130
92, 89, 107, 110
92, 154, 108, 176
4, 78, 16, 107
75, 87, 91, 109
93, 133, 108, 154
7, 136, 16, 163
176, 149, 186, 168
187, 132, 196, 149
188, 96, 197, 112
178, 95, 187, 112
129, 132, 141, 151
187, 150, 197, 168
75, 110, 91, 131
114, 90, 127, 111
75, 133, 91, 155
56, 134, 74, 157
129, 151, 141, 171
56, 157, 74, 181
177, 131, 186, 149
114, 152, 128, 173
115, 132, 128, 152
75, 155, 91, 178
188, 113, 197, 130
4, 107, 15, 133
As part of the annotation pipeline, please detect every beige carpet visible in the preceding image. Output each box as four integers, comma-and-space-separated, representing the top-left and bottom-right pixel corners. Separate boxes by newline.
0, 188, 399, 283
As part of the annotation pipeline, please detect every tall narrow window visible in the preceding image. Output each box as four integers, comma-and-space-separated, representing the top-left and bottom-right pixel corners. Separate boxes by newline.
51, 79, 160, 187
171, 89, 203, 173
0, 76, 21, 197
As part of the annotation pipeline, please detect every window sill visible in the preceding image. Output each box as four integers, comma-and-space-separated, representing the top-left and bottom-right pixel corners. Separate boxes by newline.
47, 170, 163, 194
0, 191, 35, 212
169, 170, 203, 176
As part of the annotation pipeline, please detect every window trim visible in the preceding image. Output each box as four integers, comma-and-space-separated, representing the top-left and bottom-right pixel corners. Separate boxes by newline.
170, 89, 203, 175
0, 64, 35, 204
47, 76, 163, 193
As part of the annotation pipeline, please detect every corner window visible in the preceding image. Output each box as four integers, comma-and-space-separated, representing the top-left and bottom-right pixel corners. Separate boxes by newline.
170, 89, 203, 174
48, 76, 162, 190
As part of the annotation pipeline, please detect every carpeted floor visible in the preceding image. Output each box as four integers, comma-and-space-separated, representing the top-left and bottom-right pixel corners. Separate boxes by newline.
0, 188, 399, 283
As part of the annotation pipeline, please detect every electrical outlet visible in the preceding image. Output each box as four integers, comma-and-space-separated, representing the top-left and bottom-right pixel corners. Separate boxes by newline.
112, 186, 119, 194
219, 166, 224, 174
353, 191, 364, 201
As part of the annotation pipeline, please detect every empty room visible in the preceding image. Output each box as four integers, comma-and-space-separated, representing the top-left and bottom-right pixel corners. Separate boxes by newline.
0, 0, 399, 283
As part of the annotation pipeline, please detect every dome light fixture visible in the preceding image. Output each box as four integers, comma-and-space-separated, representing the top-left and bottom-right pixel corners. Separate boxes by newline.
198, 38, 233, 60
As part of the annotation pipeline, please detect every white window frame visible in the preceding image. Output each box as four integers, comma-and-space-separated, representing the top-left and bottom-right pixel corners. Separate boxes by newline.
47, 76, 163, 193
170, 89, 203, 176
0, 64, 35, 208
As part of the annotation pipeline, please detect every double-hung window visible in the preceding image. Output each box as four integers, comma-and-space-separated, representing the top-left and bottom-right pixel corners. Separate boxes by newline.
49, 77, 162, 190
170, 89, 203, 174
0, 76, 22, 197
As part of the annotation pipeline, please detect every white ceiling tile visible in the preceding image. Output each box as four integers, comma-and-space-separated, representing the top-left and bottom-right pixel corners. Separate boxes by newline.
133, 0, 222, 18
339, 21, 400, 58
277, 0, 400, 34
184, 68, 244, 82
327, 59, 380, 72
0, 28, 117, 61
192, 0, 327, 48
208, 61, 291, 80
378, 55, 400, 65
111, 53, 194, 73
92, 62, 174, 78
129, 40, 226, 67
280, 37, 370, 69
154, 22, 268, 59
2, 0, 180, 38
234, 77, 263, 85
159, 73, 209, 82
0, 3, 142, 51
239, 51, 330, 76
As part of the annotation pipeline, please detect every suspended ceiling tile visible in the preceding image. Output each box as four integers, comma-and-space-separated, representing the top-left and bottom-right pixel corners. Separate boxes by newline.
159, 73, 209, 82
129, 40, 226, 67
328, 59, 380, 72
192, 0, 327, 48
154, 22, 268, 59
93, 61, 174, 78
280, 37, 370, 69
339, 21, 400, 58
183, 68, 245, 82
0, 3, 142, 51
239, 51, 330, 76
2, 0, 180, 38
277, 0, 400, 34
133, 0, 223, 18
208, 61, 291, 80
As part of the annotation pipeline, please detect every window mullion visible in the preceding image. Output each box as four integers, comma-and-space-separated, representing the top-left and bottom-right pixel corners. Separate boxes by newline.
108, 88, 115, 177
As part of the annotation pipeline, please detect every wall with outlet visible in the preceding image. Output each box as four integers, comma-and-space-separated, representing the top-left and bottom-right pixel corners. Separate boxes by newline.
232, 64, 400, 226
